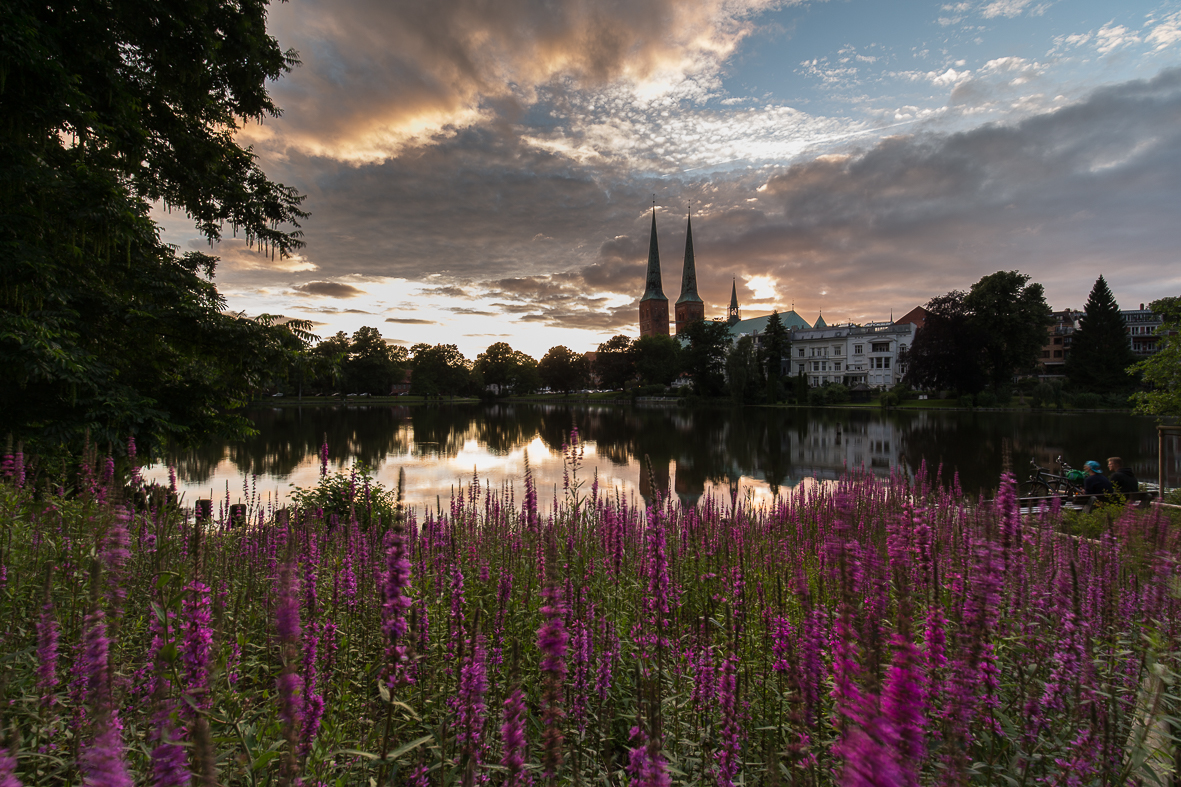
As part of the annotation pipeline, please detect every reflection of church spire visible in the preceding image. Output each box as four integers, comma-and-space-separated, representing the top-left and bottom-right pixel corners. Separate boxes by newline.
727, 278, 740, 325
639, 205, 669, 337
675, 211, 705, 334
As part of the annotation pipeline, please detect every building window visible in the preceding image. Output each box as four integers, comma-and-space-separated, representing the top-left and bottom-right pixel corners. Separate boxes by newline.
798, 349, 805, 357
871, 342, 889, 353
1053, 350, 1063, 358
1041, 350, 1050, 358
1053, 337, 1062, 345
798, 364, 805, 374
834, 361, 841, 371
854, 345, 863, 354
812, 361, 820, 371
833, 346, 842, 355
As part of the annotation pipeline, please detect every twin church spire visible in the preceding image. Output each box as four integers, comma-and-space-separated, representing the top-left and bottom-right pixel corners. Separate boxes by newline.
638, 207, 707, 337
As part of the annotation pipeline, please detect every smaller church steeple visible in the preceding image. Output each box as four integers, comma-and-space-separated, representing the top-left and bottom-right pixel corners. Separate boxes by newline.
727, 278, 740, 325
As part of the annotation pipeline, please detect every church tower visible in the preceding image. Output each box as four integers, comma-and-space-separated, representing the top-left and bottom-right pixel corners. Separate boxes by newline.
674, 213, 705, 334
727, 278, 740, 325
638, 207, 669, 337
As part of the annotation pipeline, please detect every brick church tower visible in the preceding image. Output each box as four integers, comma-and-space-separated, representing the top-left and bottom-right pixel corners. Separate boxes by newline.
638, 208, 669, 337
674, 213, 704, 334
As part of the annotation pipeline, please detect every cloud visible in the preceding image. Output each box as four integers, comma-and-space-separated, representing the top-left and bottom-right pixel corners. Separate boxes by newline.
385, 317, 438, 324
258, 0, 786, 163
419, 285, 471, 298
1146, 11, 1181, 52
292, 281, 366, 298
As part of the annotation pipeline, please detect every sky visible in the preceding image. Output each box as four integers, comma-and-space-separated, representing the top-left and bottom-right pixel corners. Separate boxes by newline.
156, 0, 1181, 360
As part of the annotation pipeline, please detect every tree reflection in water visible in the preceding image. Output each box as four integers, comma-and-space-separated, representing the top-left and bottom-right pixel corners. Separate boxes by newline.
149, 403, 1161, 511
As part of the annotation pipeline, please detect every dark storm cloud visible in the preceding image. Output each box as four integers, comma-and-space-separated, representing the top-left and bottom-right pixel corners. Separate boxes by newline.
385, 317, 437, 324
292, 281, 366, 298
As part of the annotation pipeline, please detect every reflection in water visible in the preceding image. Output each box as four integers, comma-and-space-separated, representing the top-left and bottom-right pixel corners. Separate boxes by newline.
144, 404, 1164, 513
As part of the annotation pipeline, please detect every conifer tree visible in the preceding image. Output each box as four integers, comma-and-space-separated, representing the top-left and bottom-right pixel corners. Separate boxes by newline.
1065, 276, 1136, 393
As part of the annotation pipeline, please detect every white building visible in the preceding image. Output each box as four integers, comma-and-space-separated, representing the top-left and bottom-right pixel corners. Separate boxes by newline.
789, 320, 917, 389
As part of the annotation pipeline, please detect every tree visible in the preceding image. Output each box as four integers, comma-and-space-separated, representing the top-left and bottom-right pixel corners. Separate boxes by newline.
538, 346, 589, 394
410, 344, 472, 398
1, 0, 308, 453
1130, 297, 1181, 416
594, 335, 636, 390
726, 335, 764, 404
902, 291, 988, 394
1066, 276, 1137, 393
474, 343, 540, 395
343, 327, 407, 394
962, 271, 1053, 391
633, 335, 682, 387
681, 320, 731, 397
760, 311, 790, 402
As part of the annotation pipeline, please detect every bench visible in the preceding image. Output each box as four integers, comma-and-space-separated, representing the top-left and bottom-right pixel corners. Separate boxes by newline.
1073, 490, 1158, 513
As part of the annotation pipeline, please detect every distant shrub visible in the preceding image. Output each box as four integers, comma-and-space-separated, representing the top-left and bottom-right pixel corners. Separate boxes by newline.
290, 463, 400, 531
976, 391, 997, 408
959, 394, 975, 408
1073, 392, 1102, 409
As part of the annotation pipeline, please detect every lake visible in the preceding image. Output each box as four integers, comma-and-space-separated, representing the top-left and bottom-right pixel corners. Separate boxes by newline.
142, 402, 1173, 515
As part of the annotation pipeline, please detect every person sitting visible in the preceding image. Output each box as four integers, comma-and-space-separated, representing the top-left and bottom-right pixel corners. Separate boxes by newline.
1107, 457, 1138, 496
1082, 460, 1114, 497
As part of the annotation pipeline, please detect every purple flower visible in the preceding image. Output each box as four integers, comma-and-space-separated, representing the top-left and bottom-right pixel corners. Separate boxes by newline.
501, 685, 529, 786
79, 611, 132, 787
456, 634, 488, 774
36, 601, 59, 704
275, 562, 304, 785
714, 654, 742, 787
0, 745, 22, 787
382, 527, 414, 688
181, 582, 213, 714
537, 582, 568, 779
627, 724, 671, 787
101, 506, 131, 616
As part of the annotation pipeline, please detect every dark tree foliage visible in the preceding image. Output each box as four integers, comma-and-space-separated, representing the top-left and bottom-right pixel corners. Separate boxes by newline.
1, 0, 309, 453
343, 327, 408, 395
963, 271, 1053, 391
410, 344, 472, 398
633, 334, 682, 387
1130, 296, 1181, 416
760, 311, 790, 401
474, 342, 540, 395
594, 335, 636, 390
1066, 276, 1136, 394
902, 291, 988, 394
538, 346, 589, 394
726, 335, 764, 404
681, 320, 731, 397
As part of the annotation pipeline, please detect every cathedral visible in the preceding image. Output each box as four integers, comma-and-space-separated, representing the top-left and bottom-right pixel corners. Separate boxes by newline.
638, 208, 810, 337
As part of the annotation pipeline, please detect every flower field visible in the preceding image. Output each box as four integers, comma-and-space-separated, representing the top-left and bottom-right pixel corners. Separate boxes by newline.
0, 433, 1179, 786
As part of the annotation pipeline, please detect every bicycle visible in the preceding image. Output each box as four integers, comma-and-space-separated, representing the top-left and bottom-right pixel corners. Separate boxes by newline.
1018, 456, 1083, 498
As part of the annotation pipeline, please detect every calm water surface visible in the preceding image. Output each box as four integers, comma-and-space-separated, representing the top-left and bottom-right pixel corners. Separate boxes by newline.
143, 403, 1169, 514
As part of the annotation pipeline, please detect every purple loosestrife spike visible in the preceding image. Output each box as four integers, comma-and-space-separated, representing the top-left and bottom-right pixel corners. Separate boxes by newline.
714, 654, 742, 787
79, 611, 133, 787
150, 721, 190, 787
37, 601, 59, 704
101, 506, 132, 617
181, 582, 213, 714
537, 581, 569, 780
456, 634, 488, 777
627, 725, 672, 787
501, 685, 530, 786
275, 562, 304, 787
0, 746, 21, 787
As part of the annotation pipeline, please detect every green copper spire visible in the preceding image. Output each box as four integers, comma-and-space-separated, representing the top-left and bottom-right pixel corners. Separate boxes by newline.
676, 213, 702, 306
640, 208, 667, 303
